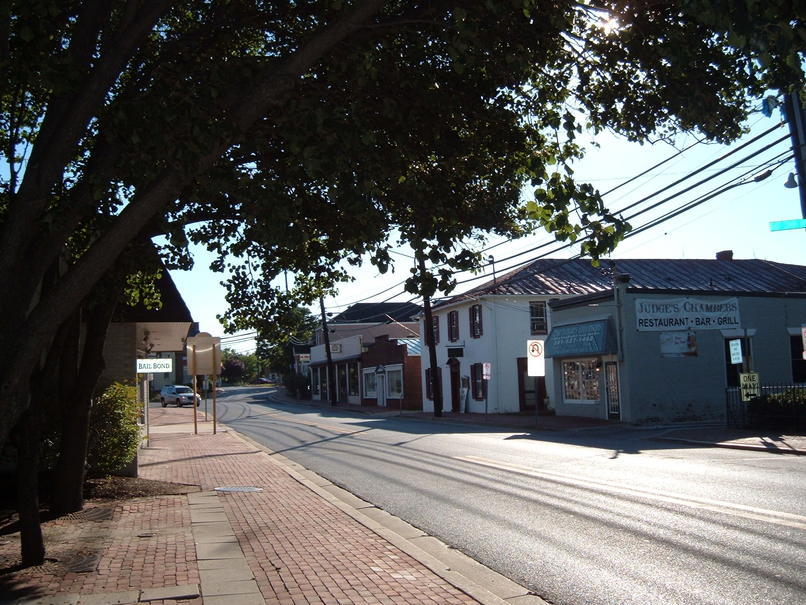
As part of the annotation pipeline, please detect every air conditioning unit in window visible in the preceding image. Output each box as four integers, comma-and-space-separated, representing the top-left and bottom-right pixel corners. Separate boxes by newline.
330, 343, 342, 353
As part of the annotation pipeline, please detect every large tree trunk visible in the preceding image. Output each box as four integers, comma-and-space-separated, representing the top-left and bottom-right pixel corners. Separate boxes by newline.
15, 409, 44, 567
51, 299, 115, 515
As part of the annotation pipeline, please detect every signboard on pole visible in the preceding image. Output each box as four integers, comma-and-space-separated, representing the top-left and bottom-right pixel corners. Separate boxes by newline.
527, 340, 546, 376
186, 333, 222, 375
801, 325, 806, 361
739, 372, 761, 402
136, 358, 173, 373
482, 362, 492, 380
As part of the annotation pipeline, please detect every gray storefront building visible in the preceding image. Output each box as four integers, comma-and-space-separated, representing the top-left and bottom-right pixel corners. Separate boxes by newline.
545, 255, 806, 424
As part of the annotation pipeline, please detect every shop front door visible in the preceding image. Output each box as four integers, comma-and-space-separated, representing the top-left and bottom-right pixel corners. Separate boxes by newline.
517, 357, 546, 412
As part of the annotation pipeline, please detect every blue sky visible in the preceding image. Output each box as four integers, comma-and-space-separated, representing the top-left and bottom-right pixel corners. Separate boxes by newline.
170, 108, 805, 354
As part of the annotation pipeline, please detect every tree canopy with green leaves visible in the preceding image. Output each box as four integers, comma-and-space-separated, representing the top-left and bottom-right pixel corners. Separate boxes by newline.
1, 0, 803, 488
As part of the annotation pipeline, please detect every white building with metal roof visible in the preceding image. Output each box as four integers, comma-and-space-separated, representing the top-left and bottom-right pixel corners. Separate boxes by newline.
420, 253, 806, 424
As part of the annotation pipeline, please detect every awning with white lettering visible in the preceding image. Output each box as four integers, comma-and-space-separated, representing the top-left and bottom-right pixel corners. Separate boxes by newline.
545, 319, 617, 358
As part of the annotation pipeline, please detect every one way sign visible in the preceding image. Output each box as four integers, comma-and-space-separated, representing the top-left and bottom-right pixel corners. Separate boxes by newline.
739, 372, 760, 402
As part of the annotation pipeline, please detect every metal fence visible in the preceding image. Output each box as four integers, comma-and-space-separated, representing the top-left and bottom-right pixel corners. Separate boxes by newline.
726, 383, 806, 430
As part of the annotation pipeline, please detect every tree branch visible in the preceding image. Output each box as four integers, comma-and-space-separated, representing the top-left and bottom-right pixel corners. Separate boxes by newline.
0, 1, 171, 281
7, 0, 389, 388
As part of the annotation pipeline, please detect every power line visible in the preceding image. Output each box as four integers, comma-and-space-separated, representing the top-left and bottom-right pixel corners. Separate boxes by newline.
322, 121, 787, 311
447, 152, 795, 296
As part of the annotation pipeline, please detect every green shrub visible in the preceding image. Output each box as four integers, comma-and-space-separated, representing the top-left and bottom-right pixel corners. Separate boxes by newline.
747, 388, 806, 430
86, 382, 141, 476
284, 373, 311, 399
768, 388, 806, 405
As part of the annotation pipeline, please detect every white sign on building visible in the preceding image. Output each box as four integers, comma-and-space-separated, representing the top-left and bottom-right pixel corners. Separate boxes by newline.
136, 358, 173, 373
635, 297, 740, 332
659, 332, 697, 358
728, 339, 743, 365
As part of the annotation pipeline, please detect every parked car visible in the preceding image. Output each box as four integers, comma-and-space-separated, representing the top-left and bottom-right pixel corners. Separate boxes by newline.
160, 385, 201, 407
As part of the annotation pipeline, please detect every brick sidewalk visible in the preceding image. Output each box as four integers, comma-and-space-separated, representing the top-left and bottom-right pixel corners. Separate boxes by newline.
141, 407, 478, 604
0, 406, 481, 604
0, 493, 202, 605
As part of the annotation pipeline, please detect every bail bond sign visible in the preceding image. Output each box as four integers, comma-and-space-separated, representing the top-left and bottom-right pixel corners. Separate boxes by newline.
635, 297, 740, 332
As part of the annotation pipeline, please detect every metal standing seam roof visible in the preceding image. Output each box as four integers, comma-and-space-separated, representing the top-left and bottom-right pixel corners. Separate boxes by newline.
436, 258, 806, 307
329, 302, 422, 323
395, 338, 423, 356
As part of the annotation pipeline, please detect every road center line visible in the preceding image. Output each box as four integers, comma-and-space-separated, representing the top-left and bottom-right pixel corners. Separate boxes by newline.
455, 455, 806, 530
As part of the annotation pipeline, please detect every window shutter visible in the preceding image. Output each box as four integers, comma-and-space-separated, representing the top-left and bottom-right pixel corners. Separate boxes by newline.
471, 363, 484, 400
448, 310, 459, 341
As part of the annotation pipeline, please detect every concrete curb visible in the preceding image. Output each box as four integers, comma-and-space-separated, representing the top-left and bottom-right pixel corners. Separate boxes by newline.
227, 426, 549, 605
656, 435, 806, 455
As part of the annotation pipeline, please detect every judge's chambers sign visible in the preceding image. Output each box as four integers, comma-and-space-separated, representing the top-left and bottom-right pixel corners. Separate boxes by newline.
635, 297, 740, 332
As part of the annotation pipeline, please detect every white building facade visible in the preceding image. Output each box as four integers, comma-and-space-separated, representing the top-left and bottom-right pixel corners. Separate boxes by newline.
419, 294, 562, 415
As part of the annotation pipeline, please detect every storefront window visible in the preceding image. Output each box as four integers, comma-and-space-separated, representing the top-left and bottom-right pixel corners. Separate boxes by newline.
562, 359, 600, 401
311, 368, 320, 395
348, 362, 359, 396
319, 367, 328, 397
387, 368, 403, 398
363, 370, 377, 397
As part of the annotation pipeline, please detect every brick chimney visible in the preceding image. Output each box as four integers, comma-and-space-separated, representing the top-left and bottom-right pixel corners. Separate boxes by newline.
716, 250, 734, 261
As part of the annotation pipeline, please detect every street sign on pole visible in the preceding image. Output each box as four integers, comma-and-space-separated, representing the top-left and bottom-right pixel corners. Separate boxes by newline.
527, 340, 546, 376
770, 218, 806, 231
739, 372, 761, 402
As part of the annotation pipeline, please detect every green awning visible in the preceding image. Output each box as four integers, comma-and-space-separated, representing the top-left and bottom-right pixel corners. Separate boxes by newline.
545, 319, 617, 358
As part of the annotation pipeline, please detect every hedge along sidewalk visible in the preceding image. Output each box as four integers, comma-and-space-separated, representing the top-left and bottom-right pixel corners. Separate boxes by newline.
141, 406, 483, 605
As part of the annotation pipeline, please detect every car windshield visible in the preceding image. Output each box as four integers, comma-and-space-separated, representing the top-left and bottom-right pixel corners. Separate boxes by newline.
175, 387, 193, 394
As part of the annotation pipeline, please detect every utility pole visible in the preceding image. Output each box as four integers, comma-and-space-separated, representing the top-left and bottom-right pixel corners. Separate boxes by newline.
416, 251, 443, 417
784, 90, 806, 219
319, 296, 338, 406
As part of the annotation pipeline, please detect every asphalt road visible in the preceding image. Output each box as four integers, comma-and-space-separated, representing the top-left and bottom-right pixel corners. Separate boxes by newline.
212, 386, 806, 605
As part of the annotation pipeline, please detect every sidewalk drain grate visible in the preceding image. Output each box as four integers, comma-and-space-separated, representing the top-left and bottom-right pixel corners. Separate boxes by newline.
66, 506, 115, 522
214, 486, 263, 493
66, 551, 102, 573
